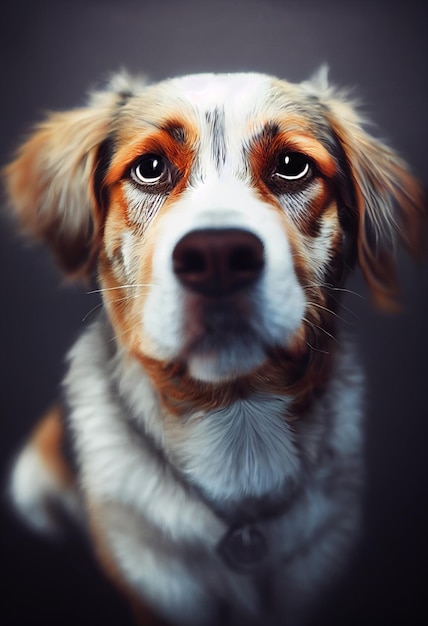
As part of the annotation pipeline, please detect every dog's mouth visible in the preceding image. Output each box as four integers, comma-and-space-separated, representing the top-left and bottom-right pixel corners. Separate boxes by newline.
180, 294, 293, 382
184, 295, 249, 340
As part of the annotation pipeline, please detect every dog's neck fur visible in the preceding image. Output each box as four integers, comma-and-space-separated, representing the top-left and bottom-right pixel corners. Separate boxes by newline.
108, 318, 333, 508
119, 359, 300, 506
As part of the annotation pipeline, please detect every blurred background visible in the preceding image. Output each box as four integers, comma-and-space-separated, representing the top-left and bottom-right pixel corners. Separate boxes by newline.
1, 1, 427, 624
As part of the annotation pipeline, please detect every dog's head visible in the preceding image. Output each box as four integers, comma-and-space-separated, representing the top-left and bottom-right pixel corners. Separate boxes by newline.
5, 71, 425, 408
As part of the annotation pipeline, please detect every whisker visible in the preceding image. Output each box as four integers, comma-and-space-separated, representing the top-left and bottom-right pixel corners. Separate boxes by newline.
334, 300, 358, 320
306, 301, 351, 324
87, 283, 152, 295
302, 317, 339, 344
107, 323, 136, 344
303, 281, 364, 300
310, 291, 358, 320
82, 302, 104, 323
305, 341, 330, 355
110, 292, 147, 305
83, 291, 148, 323
328, 286, 365, 299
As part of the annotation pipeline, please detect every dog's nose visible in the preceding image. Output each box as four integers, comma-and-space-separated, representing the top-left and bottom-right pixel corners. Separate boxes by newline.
172, 228, 264, 297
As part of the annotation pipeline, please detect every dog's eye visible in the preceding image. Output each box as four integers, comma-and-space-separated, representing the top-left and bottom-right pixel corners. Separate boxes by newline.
275, 152, 311, 181
131, 154, 169, 185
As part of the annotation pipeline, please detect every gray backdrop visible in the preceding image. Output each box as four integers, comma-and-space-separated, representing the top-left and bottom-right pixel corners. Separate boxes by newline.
1, 1, 427, 625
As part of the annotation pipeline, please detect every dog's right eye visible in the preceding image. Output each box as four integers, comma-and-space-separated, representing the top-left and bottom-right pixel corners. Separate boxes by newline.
131, 154, 169, 186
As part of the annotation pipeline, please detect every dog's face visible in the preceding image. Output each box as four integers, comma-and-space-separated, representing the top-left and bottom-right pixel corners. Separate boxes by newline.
5, 72, 425, 405
103, 73, 336, 383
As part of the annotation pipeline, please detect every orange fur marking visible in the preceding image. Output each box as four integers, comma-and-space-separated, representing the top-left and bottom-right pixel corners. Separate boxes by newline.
32, 405, 75, 487
132, 341, 333, 419
249, 126, 337, 181
277, 132, 337, 178
105, 118, 198, 190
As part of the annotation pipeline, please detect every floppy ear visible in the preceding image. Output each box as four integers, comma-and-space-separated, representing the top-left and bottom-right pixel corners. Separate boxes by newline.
4, 74, 141, 278
328, 100, 425, 309
305, 69, 426, 309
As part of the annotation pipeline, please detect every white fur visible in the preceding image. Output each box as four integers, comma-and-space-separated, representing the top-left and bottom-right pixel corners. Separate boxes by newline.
167, 393, 299, 501
10, 442, 80, 533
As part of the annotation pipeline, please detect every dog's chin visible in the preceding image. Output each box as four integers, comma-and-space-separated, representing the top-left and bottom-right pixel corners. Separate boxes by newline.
185, 339, 267, 383
187, 351, 265, 383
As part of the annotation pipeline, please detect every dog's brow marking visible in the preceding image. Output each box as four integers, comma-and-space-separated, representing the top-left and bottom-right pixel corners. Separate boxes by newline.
205, 107, 226, 171
161, 122, 187, 144
258, 121, 281, 143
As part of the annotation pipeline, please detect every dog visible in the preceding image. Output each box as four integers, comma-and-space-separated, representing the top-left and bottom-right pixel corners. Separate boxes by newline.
5, 69, 426, 626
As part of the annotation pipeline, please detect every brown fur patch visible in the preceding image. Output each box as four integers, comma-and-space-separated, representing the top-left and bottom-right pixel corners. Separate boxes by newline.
249, 126, 337, 188
132, 339, 334, 419
105, 118, 198, 189
32, 406, 75, 488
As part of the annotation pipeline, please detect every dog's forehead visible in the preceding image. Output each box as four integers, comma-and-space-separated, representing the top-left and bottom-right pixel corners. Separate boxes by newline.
126, 72, 317, 128
163, 73, 275, 111
106, 72, 337, 187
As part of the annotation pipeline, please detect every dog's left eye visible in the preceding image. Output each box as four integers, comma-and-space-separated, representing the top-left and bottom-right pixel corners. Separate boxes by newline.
131, 154, 169, 186
275, 152, 311, 181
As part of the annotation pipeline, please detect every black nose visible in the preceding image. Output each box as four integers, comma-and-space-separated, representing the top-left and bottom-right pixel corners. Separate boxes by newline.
172, 228, 264, 297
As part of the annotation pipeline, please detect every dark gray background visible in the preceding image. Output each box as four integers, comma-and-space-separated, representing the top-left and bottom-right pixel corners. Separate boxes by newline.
1, 1, 427, 625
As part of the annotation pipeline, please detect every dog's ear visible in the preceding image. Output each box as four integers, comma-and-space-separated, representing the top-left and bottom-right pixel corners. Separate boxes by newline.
4, 73, 143, 279
304, 69, 427, 309
328, 101, 426, 310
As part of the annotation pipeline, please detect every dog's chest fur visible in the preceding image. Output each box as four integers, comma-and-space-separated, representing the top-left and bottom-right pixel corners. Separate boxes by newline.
66, 317, 363, 625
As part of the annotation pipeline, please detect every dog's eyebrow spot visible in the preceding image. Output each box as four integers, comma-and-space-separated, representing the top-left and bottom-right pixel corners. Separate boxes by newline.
257, 122, 281, 143
161, 122, 188, 144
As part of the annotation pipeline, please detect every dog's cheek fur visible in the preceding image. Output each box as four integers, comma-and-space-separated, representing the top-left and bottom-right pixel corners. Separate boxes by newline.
99, 187, 181, 359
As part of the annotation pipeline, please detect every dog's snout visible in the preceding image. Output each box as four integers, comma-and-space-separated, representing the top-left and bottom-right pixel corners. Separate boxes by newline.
172, 228, 264, 296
